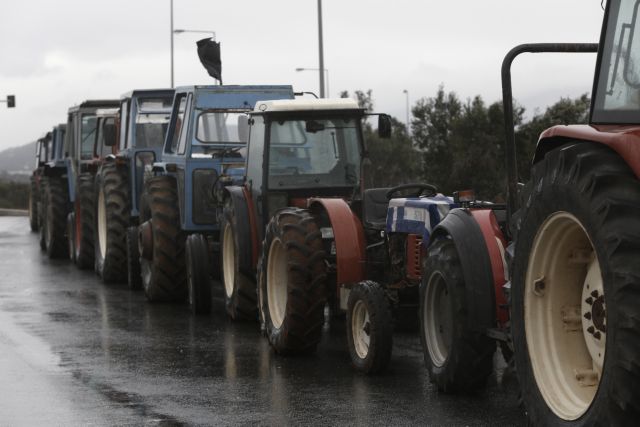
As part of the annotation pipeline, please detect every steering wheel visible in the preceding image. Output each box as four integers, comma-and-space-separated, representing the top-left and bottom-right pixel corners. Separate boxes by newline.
385, 183, 438, 200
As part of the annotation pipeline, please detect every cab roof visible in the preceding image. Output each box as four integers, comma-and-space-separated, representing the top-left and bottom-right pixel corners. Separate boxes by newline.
253, 98, 361, 113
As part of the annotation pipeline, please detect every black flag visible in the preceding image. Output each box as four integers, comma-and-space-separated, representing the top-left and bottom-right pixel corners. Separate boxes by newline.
196, 38, 222, 83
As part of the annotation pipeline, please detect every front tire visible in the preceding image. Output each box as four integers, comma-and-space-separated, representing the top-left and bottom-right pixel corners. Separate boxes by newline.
221, 198, 257, 320
43, 177, 69, 259
420, 237, 495, 392
346, 281, 393, 374
126, 226, 142, 290
187, 233, 212, 314
73, 173, 95, 269
258, 208, 327, 354
512, 142, 640, 425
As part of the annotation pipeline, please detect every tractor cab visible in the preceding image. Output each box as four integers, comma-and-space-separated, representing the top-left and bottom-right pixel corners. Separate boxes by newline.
240, 98, 390, 237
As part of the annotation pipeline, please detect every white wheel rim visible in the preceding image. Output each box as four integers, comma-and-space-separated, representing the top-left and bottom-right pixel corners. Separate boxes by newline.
266, 238, 288, 329
351, 299, 371, 359
222, 223, 235, 298
424, 271, 452, 367
525, 212, 605, 420
97, 188, 107, 259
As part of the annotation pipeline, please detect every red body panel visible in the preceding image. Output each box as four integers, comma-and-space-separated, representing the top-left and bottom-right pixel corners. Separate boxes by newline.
308, 198, 366, 289
470, 209, 509, 327
539, 124, 640, 177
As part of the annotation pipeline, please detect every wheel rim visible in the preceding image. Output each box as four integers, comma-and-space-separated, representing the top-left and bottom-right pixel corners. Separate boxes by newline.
97, 188, 107, 259
222, 223, 235, 298
351, 299, 371, 359
266, 238, 288, 329
424, 271, 453, 367
525, 212, 605, 421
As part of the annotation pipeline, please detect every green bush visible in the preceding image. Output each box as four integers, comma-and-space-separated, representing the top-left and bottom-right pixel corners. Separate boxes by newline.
0, 179, 29, 209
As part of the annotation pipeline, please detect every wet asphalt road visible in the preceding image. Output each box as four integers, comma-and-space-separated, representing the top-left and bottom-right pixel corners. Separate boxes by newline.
0, 216, 525, 426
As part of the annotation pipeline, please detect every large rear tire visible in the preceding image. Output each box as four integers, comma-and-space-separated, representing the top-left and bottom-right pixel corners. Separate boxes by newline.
420, 237, 495, 392
139, 176, 186, 302
187, 233, 212, 315
29, 176, 39, 232
94, 163, 129, 283
221, 198, 257, 320
44, 177, 69, 259
512, 142, 640, 426
73, 173, 95, 269
346, 280, 393, 374
258, 208, 327, 354
38, 178, 48, 251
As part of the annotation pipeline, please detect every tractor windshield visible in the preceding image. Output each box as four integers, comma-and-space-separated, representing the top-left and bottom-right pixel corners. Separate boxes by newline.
80, 114, 98, 160
267, 116, 361, 189
134, 98, 172, 149
593, 0, 640, 123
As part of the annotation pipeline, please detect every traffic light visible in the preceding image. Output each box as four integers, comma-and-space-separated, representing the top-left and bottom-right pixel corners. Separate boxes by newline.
7, 95, 15, 108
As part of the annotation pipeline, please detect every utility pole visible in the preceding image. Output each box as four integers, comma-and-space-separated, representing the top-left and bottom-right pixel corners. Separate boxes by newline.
170, 0, 174, 88
317, 0, 325, 98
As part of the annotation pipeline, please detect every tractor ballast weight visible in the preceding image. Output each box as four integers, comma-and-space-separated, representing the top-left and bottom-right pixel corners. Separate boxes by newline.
136, 85, 295, 306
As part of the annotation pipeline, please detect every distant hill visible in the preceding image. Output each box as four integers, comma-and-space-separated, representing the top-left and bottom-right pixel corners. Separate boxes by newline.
0, 141, 36, 177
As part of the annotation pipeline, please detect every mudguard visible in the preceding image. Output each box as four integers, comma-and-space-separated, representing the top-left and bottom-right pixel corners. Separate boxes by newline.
224, 185, 254, 273
430, 209, 496, 334
308, 198, 366, 288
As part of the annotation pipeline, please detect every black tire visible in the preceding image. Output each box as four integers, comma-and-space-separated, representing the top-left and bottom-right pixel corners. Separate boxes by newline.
346, 280, 393, 374
139, 175, 186, 302
126, 226, 142, 290
512, 142, 640, 426
67, 212, 76, 263
419, 237, 495, 393
220, 198, 257, 320
258, 208, 327, 354
73, 173, 95, 269
187, 233, 212, 315
29, 176, 39, 232
94, 163, 129, 283
44, 177, 69, 259
38, 178, 48, 251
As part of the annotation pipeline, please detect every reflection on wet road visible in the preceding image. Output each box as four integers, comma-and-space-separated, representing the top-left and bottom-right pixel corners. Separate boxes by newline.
0, 217, 525, 425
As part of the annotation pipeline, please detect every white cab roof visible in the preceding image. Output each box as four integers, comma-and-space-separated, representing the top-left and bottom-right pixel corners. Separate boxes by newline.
253, 98, 360, 113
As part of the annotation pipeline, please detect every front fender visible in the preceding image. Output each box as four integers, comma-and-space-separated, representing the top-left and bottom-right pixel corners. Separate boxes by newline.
308, 198, 366, 287
430, 208, 497, 332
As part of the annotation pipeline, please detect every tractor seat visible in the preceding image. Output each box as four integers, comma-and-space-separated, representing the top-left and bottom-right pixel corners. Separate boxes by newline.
363, 188, 390, 229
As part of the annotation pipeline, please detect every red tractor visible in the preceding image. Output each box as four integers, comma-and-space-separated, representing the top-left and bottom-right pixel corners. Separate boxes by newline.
216, 98, 456, 373
419, 0, 640, 424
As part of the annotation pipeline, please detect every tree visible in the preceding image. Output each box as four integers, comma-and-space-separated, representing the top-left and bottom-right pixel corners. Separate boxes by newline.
411, 86, 462, 193
515, 94, 590, 182
340, 90, 420, 187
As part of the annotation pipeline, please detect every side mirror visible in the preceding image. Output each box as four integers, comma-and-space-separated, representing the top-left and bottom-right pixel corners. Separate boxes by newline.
237, 115, 249, 143
103, 122, 117, 146
378, 114, 392, 139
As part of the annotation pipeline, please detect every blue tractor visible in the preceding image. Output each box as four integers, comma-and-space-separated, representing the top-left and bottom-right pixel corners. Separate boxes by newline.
40, 100, 119, 260
93, 89, 175, 285
136, 85, 294, 308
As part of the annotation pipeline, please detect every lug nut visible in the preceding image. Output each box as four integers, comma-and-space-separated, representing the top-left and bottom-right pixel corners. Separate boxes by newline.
593, 331, 601, 340
584, 312, 592, 320
591, 290, 599, 298
585, 297, 593, 305
587, 326, 595, 335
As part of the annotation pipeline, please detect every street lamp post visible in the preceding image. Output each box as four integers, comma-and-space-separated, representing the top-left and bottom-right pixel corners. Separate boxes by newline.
403, 89, 410, 135
317, 0, 325, 98
295, 68, 330, 98
170, 0, 174, 88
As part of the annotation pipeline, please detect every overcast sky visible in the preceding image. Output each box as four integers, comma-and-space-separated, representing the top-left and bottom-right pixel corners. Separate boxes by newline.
0, 0, 605, 151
